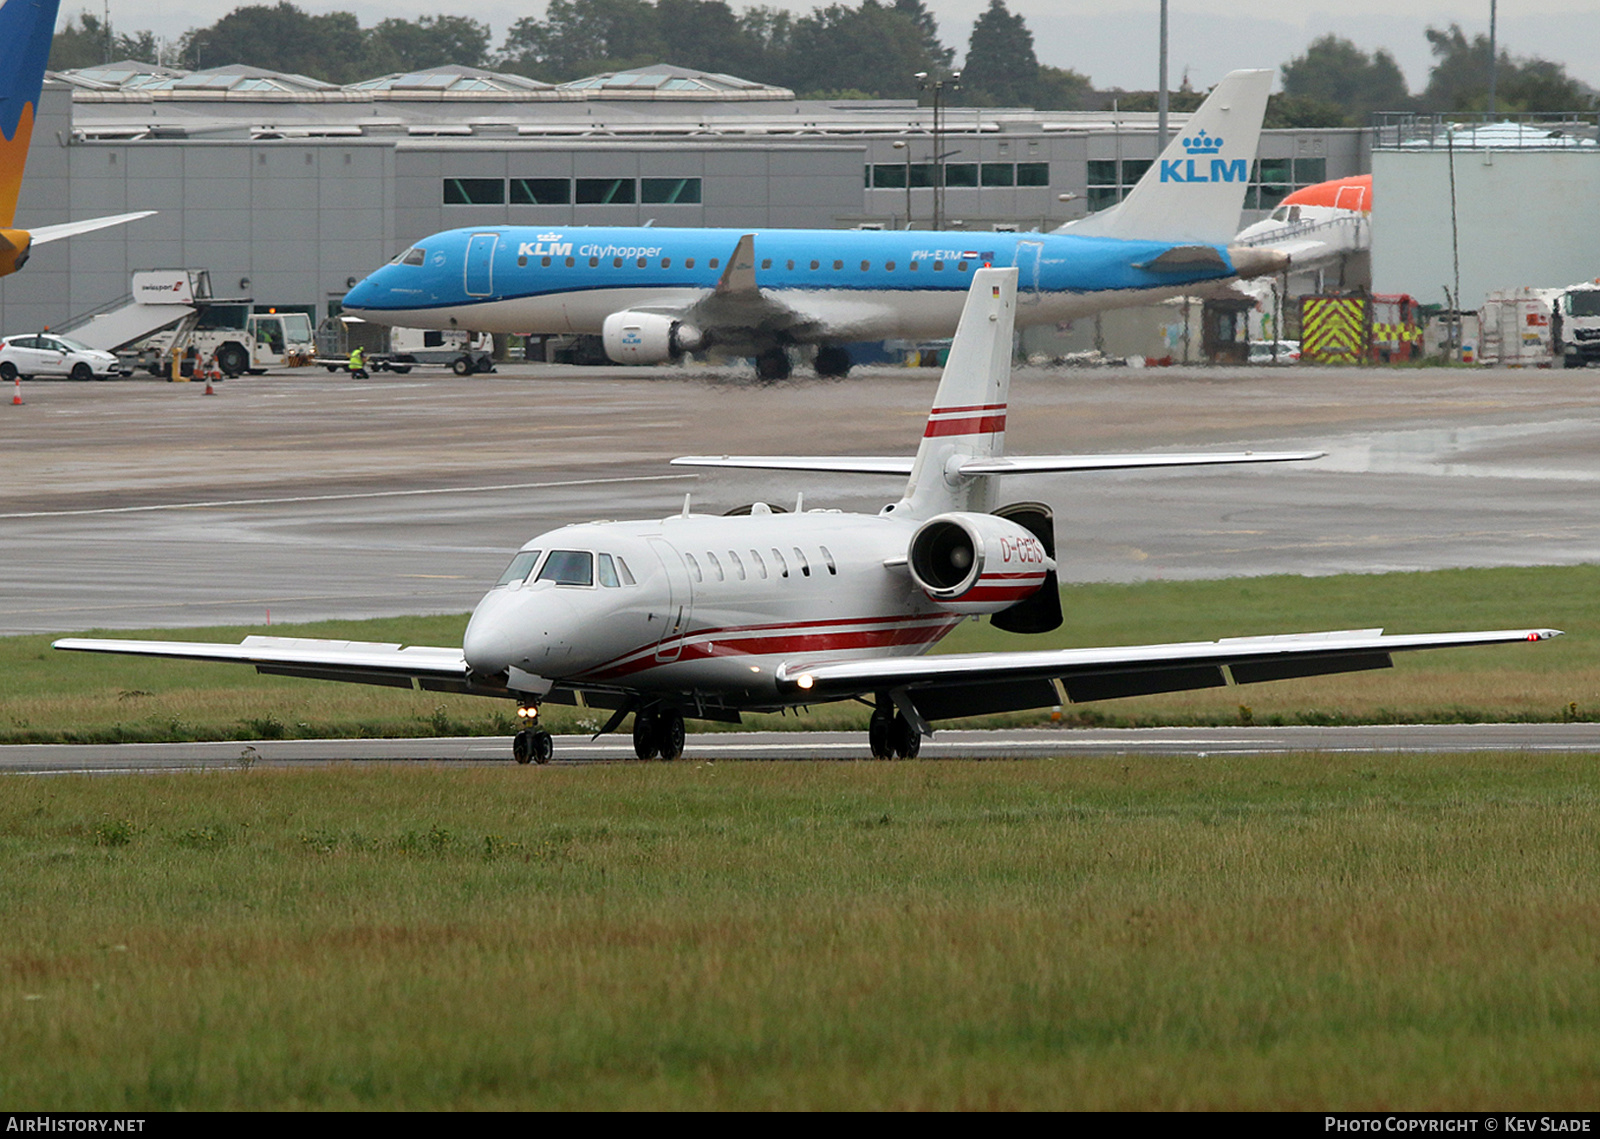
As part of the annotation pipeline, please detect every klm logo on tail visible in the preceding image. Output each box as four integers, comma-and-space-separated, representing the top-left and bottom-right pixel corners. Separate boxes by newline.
1160, 130, 1247, 184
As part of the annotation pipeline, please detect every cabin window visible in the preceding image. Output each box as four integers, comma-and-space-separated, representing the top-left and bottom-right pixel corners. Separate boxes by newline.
565, 257, 575, 267
771, 547, 789, 578
750, 549, 767, 578
685, 258, 696, 269
957, 260, 969, 272
885, 261, 896, 271
589, 257, 599, 267
495, 549, 542, 586
860, 261, 870, 272
636, 257, 647, 268
597, 553, 621, 588
909, 261, 919, 271
761, 259, 772, 270
709, 258, 720, 269
933, 260, 944, 271
793, 547, 811, 577
537, 550, 593, 586
727, 550, 746, 580
661, 258, 671, 268
832, 260, 843, 270
820, 546, 837, 575
517, 256, 527, 267
809, 260, 820, 270
541, 256, 551, 267
705, 552, 725, 581
613, 257, 624, 268
684, 552, 702, 583
786, 260, 795, 270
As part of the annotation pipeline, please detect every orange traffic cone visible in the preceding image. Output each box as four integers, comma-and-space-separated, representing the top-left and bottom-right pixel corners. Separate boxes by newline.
10, 375, 20, 406
203, 356, 218, 396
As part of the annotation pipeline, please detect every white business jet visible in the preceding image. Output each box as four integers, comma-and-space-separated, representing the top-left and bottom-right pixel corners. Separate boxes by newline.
56, 268, 1559, 762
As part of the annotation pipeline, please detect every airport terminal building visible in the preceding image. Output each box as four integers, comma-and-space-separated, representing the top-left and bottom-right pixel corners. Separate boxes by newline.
0, 62, 1367, 337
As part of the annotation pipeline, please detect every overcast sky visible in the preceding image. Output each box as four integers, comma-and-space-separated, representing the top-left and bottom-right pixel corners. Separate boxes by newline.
67, 1, 1600, 94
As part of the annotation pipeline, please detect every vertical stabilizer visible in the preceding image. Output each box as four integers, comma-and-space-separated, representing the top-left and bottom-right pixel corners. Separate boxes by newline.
895, 267, 1018, 518
0, 0, 62, 227
1056, 68, 1272, 245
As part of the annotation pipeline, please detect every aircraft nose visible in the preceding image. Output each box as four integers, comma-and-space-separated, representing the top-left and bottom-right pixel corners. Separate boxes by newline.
463, 599, 520, 676
1228, 245, 1291, 279
341, 273, 381, 313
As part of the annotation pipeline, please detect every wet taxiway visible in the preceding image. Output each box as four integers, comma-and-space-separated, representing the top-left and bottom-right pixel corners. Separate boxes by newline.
5, 362, 1600, 635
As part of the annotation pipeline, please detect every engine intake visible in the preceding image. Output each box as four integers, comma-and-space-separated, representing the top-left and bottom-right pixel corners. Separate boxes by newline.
908, 512, 1053, 615
601, 311, 705, 365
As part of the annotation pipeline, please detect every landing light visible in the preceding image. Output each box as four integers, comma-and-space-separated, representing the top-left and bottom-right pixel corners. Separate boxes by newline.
516, 705, 540, 720
796, 674, 815, 690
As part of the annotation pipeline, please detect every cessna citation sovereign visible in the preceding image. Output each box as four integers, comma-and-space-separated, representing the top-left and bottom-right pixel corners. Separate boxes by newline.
57, 268, 1559, 763
0, 0, 155, 278
340, 70, 1286, 380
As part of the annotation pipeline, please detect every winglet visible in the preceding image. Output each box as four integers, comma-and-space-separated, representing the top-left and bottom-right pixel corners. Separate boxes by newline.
714, 233, 759, 296
1056, 69, 1273, 245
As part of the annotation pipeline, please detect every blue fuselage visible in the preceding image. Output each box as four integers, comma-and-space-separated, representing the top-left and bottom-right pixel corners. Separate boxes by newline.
342, 225, 1241, 344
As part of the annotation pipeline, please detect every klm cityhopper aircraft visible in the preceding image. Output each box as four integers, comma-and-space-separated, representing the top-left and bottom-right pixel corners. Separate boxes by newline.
342, 70, 1282, 380
0, 0, 154, 277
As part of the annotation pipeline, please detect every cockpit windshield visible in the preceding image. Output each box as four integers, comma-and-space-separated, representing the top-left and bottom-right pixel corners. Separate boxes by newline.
495, 549, 542, 586
537, 550, 594, 586
391, 247, 426, 267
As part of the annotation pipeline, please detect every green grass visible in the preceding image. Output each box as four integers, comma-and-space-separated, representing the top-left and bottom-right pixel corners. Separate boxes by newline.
3, 759, 1599, 1109
8, 565, 1596, 743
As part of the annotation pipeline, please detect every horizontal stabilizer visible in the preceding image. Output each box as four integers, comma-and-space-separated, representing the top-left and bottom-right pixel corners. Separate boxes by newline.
29, 211, 158, 246
672, 450, 1324, 476
1133, 245, 1228, 272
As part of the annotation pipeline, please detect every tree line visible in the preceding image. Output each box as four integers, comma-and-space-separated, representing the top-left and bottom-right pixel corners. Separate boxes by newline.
48, 2, 1596, 122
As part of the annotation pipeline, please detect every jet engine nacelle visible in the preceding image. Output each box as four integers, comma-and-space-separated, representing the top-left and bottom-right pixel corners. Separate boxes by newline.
601, 311, 705, 365
907, 511, 1054, 615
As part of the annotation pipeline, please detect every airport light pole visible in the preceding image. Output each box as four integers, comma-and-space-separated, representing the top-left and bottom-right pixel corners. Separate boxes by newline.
892, 140, 913, 228
917, 70, 961, 230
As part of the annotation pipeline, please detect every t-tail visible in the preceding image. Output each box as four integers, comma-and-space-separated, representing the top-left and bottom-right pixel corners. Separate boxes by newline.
895, 266, 1018, 519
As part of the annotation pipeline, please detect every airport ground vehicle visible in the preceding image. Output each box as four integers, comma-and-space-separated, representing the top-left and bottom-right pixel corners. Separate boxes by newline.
0, 332, 125, 380
132, 310, 315, 378
315, 316, 494, 375
1551, 281, 1600, 368
1248, 339, 1301, 365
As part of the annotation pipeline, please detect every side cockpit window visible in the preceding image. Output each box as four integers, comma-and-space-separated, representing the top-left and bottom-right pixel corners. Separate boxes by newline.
537, 550, 594, 586
400, 247, 426, 266
495, 549, 542, 586
598, 553, 620, 588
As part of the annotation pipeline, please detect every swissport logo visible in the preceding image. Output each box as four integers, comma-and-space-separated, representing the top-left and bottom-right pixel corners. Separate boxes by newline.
1160, 130, 1247, 184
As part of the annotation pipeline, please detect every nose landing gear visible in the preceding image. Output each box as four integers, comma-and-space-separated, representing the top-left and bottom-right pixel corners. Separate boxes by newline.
512, 704, 553, 765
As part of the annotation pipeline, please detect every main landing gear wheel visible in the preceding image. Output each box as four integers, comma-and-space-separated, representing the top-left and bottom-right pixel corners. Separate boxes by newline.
814, 345, 852, 378
755, 347, 791, 382
513, 727, 553, 765
634, 709, 685, 760
868, 708, 921, 758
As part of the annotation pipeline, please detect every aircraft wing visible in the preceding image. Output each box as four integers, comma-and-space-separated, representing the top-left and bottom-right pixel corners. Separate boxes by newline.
53, 635, 480, 694
28, 211, 158, 245
671, 450, 1323, 475
773, 628, 1562, 725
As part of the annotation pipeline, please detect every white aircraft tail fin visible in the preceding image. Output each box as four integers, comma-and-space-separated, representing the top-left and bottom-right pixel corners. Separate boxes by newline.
1057, 69, 1272, 245
895, 266, 1017, 518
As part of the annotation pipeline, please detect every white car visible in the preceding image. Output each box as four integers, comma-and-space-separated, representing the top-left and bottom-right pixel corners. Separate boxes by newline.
0, 333, 125, 381
1248, 339, 1302, 365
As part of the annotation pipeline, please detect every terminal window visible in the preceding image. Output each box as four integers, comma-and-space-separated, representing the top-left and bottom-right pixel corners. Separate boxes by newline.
511, 178, 570, 205
642, 177, 701, 204
577, 178, 637, 204
443, 178, 505, 205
